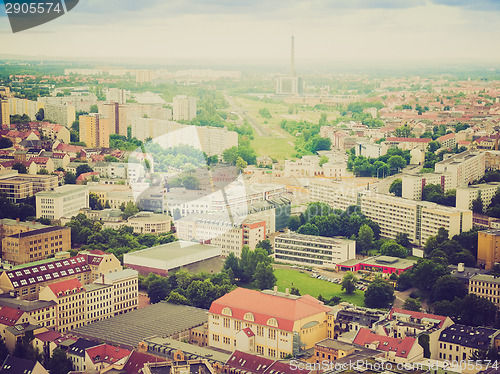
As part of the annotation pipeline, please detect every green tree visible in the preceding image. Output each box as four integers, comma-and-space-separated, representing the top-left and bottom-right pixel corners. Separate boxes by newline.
357, 224, 374, 254
341, 272, 357, 295
380, 240, 408, 258
167, 291, 189, 305
0, 137, 13, 149
297, 223, 319, 236
290, 287, 300, 296
12, 163, 27, 174
364, 277, 395, 309
186, 280, 216, 309
37, 168, 49, 175
75, 164, 93, 177
254, 263, 276, 290
395, 232, 411, 249
393, 126, 414, 138
471, 195, 484, 214
90, 104, 98, 113
388, 155, 406, 172
411, 259, 448, 291
288, 216, 301, 231
182, 175, 200, 190
48, 348, 73, 374
428, 141, 440, 153
64, 172, 77, 185
121, 202, 139, 220
236, 156, 248, 171
431, 275, 467, 302
402, 297, 421, 311
35, 108, 45, 121
89, 193, 103, 210
389, 179, 402, 197
319, 155, 329, 167
256, 239, 272, 255
223, 252, 241, 281
147, 277, 170, 304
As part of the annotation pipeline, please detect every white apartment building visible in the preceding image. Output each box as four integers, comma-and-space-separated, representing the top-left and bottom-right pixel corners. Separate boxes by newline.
36, 185, 89, 220
173, 95, 197, 121
273, 232, 356, 269
8, 97, 41, 119
434, 151, 486, 188
456, 182, 500, 211
176, 215, 266, 257
84, 283, 113, 324
43, 103, 76, 127
402, 172, 454, 200
94, 269, 138, 316
310, 184, 472, 246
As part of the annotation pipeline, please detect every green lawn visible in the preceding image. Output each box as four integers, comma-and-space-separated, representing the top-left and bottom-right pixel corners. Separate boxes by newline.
250, 135, 296, 160
274, 268, 365, 306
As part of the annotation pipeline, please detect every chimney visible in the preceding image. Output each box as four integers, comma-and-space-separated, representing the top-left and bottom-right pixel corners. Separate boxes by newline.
285, 288, 289, 296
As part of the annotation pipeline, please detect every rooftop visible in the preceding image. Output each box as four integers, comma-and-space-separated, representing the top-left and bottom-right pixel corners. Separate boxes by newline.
353, 328, 416, 358
439, 324, 499, 349
70, 302, 208, 350
315, 338, 356, 351
361, 255, 417, 270
275, 232, 354, 246
124, 241, 220, 262
7, 225, 68, 239
35, 184, 89, 197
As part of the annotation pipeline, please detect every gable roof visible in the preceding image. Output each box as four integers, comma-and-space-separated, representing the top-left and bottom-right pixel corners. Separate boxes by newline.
68, 338, 100, 357
209, 288, 330, 332
47, 278, 84, 297
122, 350, 166, 374
0, 306, 25, 326
353, 328, 416, 358
0, 356, 38, 374
86, 343, 131, 365
34, 330, 62, 342
389, 308, 448, 329
226, 351, 310, 374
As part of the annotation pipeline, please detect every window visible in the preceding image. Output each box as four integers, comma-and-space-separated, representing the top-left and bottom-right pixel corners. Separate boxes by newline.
223, 318, 230, 328
212, 334, 219, 342
268, 329, 276, 340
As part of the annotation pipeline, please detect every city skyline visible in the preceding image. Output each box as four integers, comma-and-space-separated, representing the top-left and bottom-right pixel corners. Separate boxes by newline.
1, 0, 500, 64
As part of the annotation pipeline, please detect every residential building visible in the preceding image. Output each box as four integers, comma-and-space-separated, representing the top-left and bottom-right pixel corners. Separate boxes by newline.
456, 182, 500, 211
373, 308, 454, 360
0, 218, 48, 253
101, 102, 127, 136
175, 214, 266, 257
328, 303, 385, 339
401, 172, 454, 200
94, 269, 138, 316
313, 339, 357, 363
42, 103, 75, 127
0, 178, 33, 203
208, 287, 331, 358
309, 187, 473, 246
36, 185, 89, 220
354, 142, 384, 159
38, 278, 86, 333
1, 226, 71, 265
88, 184, 134, 210
478, 229, 500, 270
382, 137, 431, 152
0, 98, 10, 125
79, 114, 110, 148
0, 299, 57, 330
438, 324, 499, 362
32, 330, 62, 366
434, 150, 486, 188
0, 305, 36, 347
123, 241, 221, 277
469, 274, 500, 307
39, 123, 70, 144
84, 344, 131, 372
105, 88, 128, 104
224, 350, 311, 374
273, 232, 356, 269
173, 95, 197, 121
352, 328, 423, 363
67, 338, 100, 372
84, 283, 113, 324
13, 174, 58, 194
0, 356, 50, 374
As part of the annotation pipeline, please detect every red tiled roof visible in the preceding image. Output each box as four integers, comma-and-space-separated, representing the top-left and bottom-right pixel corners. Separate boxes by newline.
0, 306, 25, 326
122, 350, 166, 374
437, 133, 455, 142
30, 157, 49, 165
76, 172, 99, 181
47, 278, 84, 297
389, 308, 447, 328
386, 137, 431, 143
353, 328, 416, 358
86, 344, 131, 365
5, 254, 90, 290
35, 330, 62, 342
56, 143, 84, 153
209, 288, 330, 332
242, 327, 254, 337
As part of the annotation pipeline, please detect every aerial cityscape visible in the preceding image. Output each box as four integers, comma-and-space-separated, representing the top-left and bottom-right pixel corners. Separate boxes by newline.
1, 1, 500, 374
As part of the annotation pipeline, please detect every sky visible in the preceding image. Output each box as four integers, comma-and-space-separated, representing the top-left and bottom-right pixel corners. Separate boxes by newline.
1, 0, 500, 65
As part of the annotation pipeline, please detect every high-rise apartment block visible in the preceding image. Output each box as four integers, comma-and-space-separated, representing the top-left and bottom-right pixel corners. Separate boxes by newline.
402, 172, 454, 200
0, 98, 9, 126
79, 114, 110, 148
173, 95, 197, 121
101, 102, 127, 136
434, 151, 486, 188
455, 182, 500, 211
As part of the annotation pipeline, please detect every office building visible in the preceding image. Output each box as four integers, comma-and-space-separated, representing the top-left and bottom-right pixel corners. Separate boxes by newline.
273, 232, 356, 269
36, 185, 89, 220
79, 114, 110, 148
2, 226, 71, 265
208, 287, 330, 358
173, 95, 197, 121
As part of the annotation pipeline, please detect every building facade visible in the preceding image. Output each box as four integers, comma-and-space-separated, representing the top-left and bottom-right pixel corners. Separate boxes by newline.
79, 114, 110, 148
36, 185, 89, 220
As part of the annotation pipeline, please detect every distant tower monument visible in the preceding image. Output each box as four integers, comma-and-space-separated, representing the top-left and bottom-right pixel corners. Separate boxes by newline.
276, 33, 303, 96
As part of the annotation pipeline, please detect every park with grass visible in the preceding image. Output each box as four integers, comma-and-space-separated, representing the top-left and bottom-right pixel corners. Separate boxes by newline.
274, 268, 365, 306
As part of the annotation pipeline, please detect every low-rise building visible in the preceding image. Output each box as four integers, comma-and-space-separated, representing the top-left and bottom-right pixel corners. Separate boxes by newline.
2, 226, 71, 265
469, 274, 500, 307
84, 343, 131, 372
0, 299, 57, 330
67, 338, 100, 372
313, 339, 357, 364
328, 303, 385, 339
337, 255, 416, 275
273, 232, 356, 269
438, 324, 500, 362
127, 212, 172, 235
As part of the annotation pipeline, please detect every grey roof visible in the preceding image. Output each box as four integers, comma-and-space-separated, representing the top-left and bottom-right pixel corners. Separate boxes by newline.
70, 302, 208, 350
439, 324, 499, 349
5, 323, 41, 336
470, 274, 500, 285
83, 283, 112, 292
315, 339, 357, 351
125, 241, 219, 262
68, 338, 100, 357
105, 269, 138, 281
0, 356, 37, 374
0, 298, 57, 312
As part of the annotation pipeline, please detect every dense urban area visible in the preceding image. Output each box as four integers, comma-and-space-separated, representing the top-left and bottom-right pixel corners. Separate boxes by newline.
1, 53, 500, 374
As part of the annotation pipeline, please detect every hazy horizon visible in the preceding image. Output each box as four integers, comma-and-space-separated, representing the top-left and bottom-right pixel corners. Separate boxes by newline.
1, 0, 500, 66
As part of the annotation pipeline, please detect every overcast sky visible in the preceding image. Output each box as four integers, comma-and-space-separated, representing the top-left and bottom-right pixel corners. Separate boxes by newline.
1, 0, 500, 65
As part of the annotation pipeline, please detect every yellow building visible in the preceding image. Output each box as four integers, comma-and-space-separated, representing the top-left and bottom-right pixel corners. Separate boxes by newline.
102, 102, 127, 136
0, 99, 10, 126
79, 114, 110, 148
478, 229, 500, 270
0, 299, 58, 330
2, 226, 71, 265
94, 269, 138, 316
39, 278, 86, 333
208, 287, 330, 359
469, 274, 500, 306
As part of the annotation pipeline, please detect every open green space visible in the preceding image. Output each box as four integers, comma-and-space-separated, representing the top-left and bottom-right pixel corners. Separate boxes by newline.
274, 268, 365, 306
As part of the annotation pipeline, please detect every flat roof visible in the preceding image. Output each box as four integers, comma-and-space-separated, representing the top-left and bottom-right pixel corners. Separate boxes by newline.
470, 274, 500, 285
316, 338, 356, 351
125, 241, 220, 262
145, 336, 230, 363
362, 256, 417, 270
70, 302, 208, 349
8, 226, 68, 239
275, 232, 354, 246
36, 184, 88, 197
